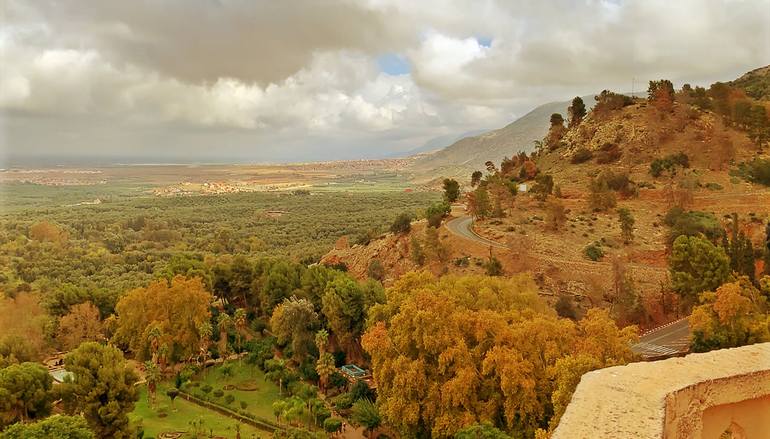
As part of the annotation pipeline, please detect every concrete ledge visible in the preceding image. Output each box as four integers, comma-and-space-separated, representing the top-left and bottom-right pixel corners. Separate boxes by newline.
553, 343, 770, 439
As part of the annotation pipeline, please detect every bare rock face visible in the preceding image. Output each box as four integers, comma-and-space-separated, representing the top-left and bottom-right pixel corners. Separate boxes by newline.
334, 235, 350, 250
553, 343, 770, 439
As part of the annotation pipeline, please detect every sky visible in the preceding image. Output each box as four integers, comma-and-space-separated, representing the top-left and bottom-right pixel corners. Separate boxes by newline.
1, 0, 769, 166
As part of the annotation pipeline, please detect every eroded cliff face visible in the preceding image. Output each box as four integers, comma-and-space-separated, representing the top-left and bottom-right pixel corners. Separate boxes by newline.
553, 343, 770, 439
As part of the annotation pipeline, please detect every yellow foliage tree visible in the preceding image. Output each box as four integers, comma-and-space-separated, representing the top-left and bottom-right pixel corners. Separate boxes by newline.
29, 221, 68, 244
113, 276, 213, 362
689, 277, 770, 352
0, 293, 51, 362
362, 273, 637, 437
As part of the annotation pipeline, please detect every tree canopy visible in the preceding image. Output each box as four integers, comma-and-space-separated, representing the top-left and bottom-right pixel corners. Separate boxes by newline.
0, 415, 93, 439
112, 275, 213, 362
670, 235, 731, 304
0, 362, 53, 428
362, 272, 637, 437
59, 343, 138, 439
690, 277, 770, 352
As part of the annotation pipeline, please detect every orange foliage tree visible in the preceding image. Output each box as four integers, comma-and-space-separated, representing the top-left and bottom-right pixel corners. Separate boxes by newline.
57, 302, 103, 351
112, 276, 213, 362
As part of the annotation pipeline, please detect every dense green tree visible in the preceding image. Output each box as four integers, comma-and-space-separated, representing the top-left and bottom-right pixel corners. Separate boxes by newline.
471, 171, 483, 187
617, 208, 635, 244
270, 297, 319, 362
351, 399, 381, 438
0, 415, 93, 439
300, 264, 341, 311
664, 208, 722, 244
426, 201, 451, 228
322, 277, 384, 356
454, 422, 511, 439
390, 212, 412, 234
258, 260, 304, 316
59, 342, 139, 439
724, 214, 756, 282
546, 114, 567, 150
0, 362, 53, 427
229, 255, 256, 306
443, 179, 461, 203
157, 254, 211, 290
670, 235, 731, 304
531, 174, 554, 200
323, 417, 343, 434
567, 96, 586, 128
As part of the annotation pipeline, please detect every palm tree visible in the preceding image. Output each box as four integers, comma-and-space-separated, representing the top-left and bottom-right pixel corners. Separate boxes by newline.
233, 308, 247, 361
351, 398, 381, 438
144, 361, 160, 408
315, 329, 335, 391
217, 313, 233, 360
197, 322, 212, 364
147, 326, 162, 364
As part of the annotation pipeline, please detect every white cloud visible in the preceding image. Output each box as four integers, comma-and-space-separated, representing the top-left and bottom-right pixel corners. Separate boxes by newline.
1, 0, 769, 163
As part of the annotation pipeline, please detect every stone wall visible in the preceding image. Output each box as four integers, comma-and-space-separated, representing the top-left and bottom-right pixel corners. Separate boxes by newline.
552, 343, 770, 438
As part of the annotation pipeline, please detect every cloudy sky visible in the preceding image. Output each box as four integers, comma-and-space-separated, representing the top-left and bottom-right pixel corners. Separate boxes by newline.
1, 0, 769, 165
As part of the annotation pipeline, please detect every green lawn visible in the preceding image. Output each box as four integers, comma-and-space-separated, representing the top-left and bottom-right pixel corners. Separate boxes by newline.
131, 384, 271, 439
192, 362, 282, 421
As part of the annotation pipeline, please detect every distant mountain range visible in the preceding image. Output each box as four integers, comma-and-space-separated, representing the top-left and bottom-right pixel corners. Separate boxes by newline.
408, 96, 590, 177
409, 92, 648, 178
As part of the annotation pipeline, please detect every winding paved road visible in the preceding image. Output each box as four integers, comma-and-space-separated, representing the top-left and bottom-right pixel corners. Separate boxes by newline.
631, 318, 690, 359
445, 215, 509, 249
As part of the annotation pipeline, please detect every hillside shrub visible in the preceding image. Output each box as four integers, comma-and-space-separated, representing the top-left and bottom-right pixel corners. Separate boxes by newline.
595, 143, 622, 164
738, 158, 770, 186
664, 208, 723, 244
425, 202, 451, 228
650, 153, 690, 177
594, 90, 634, 114
224, 394, 235, 405
554, 295, 578, 319
570, 147, 594, 164
483, 256, 504, 276
213, 389, 224, 398
390, 213, 412, 234
584, 243, 604, 261
332, 392, 355, 410
324, 417, 343, 433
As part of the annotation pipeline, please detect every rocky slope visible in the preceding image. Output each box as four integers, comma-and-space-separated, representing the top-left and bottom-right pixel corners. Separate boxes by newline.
326, 67, 770, 328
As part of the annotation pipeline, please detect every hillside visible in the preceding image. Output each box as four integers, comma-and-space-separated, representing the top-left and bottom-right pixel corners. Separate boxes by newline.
408, 96, 593, 179
730, 64, 770, 101
324, 70, 770, 329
